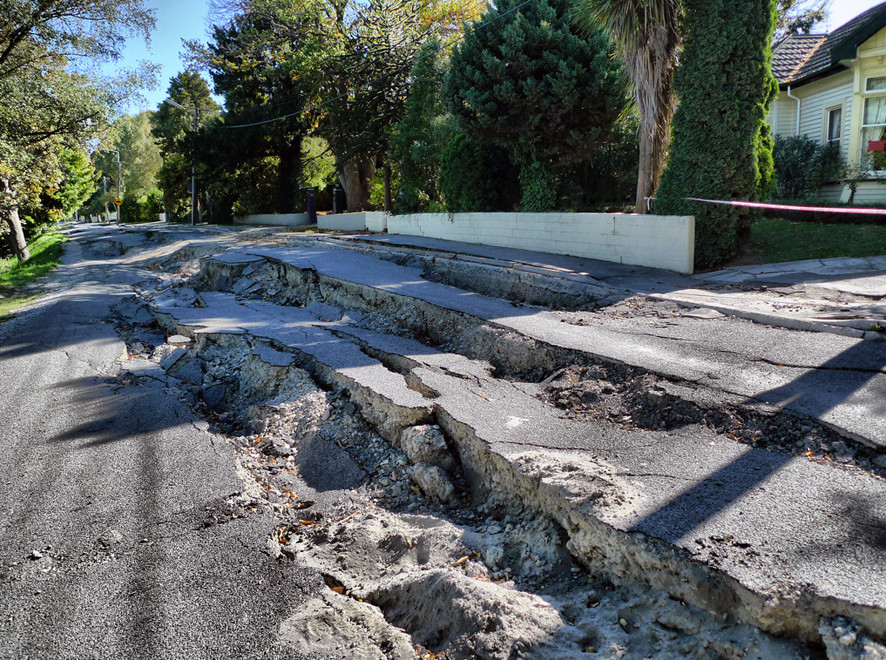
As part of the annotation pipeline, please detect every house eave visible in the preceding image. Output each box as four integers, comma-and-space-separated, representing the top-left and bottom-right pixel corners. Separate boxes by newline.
777, 63, 851, 91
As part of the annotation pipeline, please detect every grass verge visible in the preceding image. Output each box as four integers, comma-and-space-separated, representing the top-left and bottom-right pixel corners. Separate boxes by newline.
0, 232, 68, 319
732, 218, 886, 266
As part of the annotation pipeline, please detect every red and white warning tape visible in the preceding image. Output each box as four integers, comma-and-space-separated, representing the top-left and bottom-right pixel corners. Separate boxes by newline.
644, 196, 886, 215
684, 197, 886, 215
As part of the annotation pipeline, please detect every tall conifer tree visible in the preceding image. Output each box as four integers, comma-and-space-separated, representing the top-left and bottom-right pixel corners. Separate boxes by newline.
656, 0, 778, 268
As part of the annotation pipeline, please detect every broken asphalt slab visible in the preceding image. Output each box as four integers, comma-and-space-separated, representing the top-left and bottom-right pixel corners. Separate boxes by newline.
204, 244, 886, 452
151, 247, 886, 643
307, 233, 886, 340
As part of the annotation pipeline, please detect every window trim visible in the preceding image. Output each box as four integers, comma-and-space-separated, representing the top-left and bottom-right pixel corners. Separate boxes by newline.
826, 105, 842, 150
861, 78, 886, 173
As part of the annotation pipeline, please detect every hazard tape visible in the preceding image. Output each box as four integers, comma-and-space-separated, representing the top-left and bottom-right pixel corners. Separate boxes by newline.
684, 197, 886, 215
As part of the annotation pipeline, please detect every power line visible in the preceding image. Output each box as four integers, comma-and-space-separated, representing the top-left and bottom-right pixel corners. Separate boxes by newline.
220, 0, 535, 130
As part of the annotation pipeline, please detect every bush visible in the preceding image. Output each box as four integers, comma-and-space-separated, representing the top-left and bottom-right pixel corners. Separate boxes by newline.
519, 160, 558, 212
559, 116, 640, 211
392, 40, 452, 214
772, 135, 843, 200
120, 188, 165, 223
439, 134, 520, 212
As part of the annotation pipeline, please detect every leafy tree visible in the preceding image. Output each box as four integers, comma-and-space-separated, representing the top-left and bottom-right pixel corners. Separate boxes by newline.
0, 0, 155, 259
320, 0, 443, 211
573, 0, 682, 213
445, 0, 627, 211
17, 147, 96, 232
151, 72, 220, 220
655, 0, 779, 268
0, 1, 153, 76
302, 137, 337, 190
55, 148, 97, 219
0, 51, 111, 258
109, 112, 163, 197
202, 6, 317, 214
391, 39, 453, 213
775, 0, 827, 38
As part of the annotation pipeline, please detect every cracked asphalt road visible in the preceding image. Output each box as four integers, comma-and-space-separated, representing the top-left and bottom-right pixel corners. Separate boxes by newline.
0, 240, 317, 659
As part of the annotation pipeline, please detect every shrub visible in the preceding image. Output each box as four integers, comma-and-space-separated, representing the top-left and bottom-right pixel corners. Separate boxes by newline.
772, 135, 843, 200
439, 134, 520, 212
519, 160, 558, 212
392, 40, 452, 214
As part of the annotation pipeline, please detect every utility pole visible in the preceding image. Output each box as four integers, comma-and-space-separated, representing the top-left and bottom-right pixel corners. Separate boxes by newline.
164, 98, 200, 226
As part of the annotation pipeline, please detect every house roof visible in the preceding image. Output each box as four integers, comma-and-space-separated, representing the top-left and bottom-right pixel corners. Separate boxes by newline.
772, 1, 886, 87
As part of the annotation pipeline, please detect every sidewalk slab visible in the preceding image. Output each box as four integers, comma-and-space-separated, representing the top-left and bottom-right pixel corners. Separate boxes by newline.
209, 245, 886, 452
293, 233, 886, 339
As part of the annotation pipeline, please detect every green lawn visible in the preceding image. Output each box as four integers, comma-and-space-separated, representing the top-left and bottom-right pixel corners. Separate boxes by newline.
738, 218, 886, 265
0, 232, 67, 319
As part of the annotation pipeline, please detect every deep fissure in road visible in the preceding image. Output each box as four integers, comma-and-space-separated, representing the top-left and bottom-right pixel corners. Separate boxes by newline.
94, 232, 886, 657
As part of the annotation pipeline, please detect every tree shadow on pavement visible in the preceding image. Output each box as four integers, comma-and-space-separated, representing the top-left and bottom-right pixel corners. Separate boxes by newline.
628, 449, 793, 543
744, 340, 886, 431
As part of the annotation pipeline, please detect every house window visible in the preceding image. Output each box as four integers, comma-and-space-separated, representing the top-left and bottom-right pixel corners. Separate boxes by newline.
827, 107, 842, 151
862, 76, 886, 170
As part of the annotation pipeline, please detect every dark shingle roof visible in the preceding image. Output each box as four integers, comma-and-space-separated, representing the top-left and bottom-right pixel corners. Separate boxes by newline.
772, 2, 886, 87
772, 34, 826, 82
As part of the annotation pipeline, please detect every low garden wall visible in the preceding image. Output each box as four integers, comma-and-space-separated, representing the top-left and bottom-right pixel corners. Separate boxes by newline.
387, 212, 696, 274
318, 212, 387, 232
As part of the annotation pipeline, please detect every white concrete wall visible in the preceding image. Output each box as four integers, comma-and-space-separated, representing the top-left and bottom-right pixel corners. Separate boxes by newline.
234, 213, 311, 227
318, 212, 387, 231
364, 212, 387, 233
388, 212, 696, 274
318, 213, 365, 231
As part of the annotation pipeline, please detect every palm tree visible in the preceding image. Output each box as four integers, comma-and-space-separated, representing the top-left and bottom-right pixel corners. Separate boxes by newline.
573, 0, 682, 213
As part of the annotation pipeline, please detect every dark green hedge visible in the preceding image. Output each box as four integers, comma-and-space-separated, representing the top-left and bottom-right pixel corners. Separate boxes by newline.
655, 0, 778, 268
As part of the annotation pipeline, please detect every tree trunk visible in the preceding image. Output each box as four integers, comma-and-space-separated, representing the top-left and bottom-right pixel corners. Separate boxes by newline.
338, 158, 375, 212
635, 128, 654, 213
1, 177, 29, 261
4, 206, 29, 262
276, 143, 302, 213
383, 162, 392, 213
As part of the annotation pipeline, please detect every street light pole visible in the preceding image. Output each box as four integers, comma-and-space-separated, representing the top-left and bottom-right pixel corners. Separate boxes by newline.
164, 98, 200, 226
107, 149, 121, 223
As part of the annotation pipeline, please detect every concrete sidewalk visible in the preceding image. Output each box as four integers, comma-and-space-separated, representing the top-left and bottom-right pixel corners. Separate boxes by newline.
302, 233, 886, 340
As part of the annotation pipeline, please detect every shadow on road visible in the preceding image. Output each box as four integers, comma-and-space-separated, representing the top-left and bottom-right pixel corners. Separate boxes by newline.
745, 340, 886, 422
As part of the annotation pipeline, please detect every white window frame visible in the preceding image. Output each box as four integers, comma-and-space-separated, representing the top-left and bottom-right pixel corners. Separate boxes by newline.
861, 76, 886, 173
825, 105, 842, 152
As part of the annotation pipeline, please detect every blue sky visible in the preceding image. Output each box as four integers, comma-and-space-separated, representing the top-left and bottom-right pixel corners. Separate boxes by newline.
827, 0, 885, 30
111, 0, 214, 114
113, 0, 886, 116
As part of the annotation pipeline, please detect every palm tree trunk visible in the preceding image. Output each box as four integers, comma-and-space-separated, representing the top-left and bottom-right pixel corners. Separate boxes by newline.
635, 128, 653, 213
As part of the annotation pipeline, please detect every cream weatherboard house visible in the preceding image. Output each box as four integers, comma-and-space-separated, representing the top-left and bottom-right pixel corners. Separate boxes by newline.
770, 2, 886, 203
